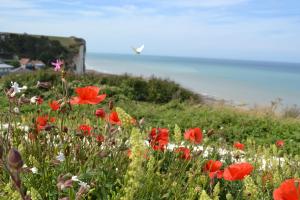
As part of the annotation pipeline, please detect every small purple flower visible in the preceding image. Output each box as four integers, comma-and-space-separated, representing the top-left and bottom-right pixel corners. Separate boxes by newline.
51, 59, 64, 71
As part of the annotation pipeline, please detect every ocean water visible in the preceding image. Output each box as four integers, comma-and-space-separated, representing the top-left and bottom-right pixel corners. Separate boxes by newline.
86, 53, 300, 107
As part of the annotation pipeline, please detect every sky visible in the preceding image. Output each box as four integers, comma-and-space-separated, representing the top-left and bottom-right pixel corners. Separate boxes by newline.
0, 0, 300, 63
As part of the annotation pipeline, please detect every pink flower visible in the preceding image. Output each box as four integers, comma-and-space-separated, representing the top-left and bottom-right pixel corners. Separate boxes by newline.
51, 59, 64, 71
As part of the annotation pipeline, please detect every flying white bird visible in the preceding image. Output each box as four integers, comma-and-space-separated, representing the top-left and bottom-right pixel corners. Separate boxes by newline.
132, 44, 144, 54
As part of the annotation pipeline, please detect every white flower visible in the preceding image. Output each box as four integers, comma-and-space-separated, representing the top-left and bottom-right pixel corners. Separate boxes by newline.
79, 181, 90, 189
10, 82, 26, 97
218, 148, 229, 156
21, 125, 29, 132
56, 152, 65, 162
23, 164, 28, 168
13, 107, 19, 113
11, 82, 21, 96
220, 126, 224, 130
203, 129, 206, 134
30, 167, 38, 174
167, 143, 177, 151
0, 123, 9, 130
144, 140, 150, 146
193, 145, 204, 152
30, 96, 38, 104
72, 176, 80, 182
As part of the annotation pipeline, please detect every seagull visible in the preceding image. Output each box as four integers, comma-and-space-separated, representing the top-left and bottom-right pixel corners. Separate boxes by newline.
132, 44, 144, 54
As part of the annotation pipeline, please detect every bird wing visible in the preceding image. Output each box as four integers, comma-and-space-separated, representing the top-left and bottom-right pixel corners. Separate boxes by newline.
136, 44, 144, 53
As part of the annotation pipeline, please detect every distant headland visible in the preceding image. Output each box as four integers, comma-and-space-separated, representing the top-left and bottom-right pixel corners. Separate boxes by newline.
0, 32, 86, 75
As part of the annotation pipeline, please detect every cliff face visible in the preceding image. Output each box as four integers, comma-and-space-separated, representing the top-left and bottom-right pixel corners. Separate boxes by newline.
0, 32, 86, 74
71, 38, 86, 74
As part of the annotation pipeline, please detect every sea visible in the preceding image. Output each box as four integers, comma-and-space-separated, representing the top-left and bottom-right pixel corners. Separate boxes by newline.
86, 53, 300, 107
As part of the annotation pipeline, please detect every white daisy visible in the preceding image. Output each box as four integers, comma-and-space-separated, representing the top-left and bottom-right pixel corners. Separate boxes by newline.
30, 96, 38, 104
56, 152, 65, 162
72, 176, 80, 182
30, 167, 38, 174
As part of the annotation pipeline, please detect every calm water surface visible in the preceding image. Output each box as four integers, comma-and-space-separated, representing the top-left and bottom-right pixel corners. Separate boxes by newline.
86, 53, 300, 107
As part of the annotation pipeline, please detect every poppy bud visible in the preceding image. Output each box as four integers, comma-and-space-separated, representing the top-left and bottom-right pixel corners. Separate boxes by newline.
62, 126, 68, 133
44, 125, 53, 131
7, 148, 23, 171
108, 100, 114, 110
207, 129, 215, 137
95, 108, 106, 119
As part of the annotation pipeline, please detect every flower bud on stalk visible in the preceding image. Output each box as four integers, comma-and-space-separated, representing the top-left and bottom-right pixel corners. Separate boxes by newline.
108, 100, 114, 110
7, 148, 23, 171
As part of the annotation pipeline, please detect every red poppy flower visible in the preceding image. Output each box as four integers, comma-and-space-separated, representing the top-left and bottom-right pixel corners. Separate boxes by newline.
79, 124, 92, 136
223, 162, 254, 181
109, 111, 121, 125
184, 128, 203, 144
127, 149, 132, 157
204, 160, 222, 172
70, 86, 106, 105
175, 147, 191, 160
49, 100, 60, 111
273, 179, 300, 200
36, 115, 55, 131
95, 134, 104, 143
149, 128, 169, 151
95, 108, 106, 119
210, 170, 224, 179
234, 142, 245, 150
37, 96, 43, 105
204, 160, 223, 179
276, 140, 284, 148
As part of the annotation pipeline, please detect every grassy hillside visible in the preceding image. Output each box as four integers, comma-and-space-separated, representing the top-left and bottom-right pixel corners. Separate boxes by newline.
1, 70, 299, 154
0, 69, 299, 199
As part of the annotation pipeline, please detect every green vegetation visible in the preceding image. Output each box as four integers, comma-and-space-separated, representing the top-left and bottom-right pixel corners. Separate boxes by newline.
0, 33, 84, 67
5, 60, 20, 68
0, 70, 299, 199
0, 70, 299, 154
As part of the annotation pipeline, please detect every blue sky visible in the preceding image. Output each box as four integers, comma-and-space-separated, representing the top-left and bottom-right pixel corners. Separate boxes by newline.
1, 0, 300, 62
